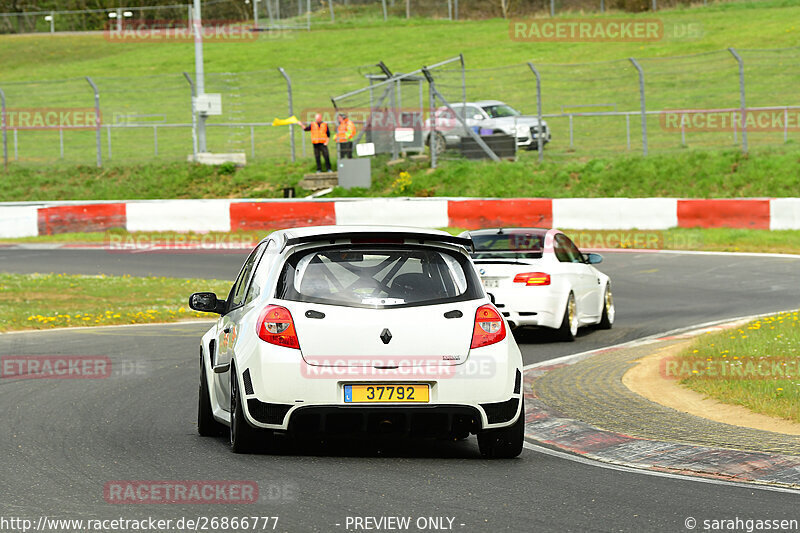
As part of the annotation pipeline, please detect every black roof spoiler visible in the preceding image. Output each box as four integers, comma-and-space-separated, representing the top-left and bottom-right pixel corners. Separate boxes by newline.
281, 231, 474, 252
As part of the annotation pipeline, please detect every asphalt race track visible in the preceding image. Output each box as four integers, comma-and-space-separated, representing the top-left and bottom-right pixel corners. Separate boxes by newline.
1, 249, 800, 532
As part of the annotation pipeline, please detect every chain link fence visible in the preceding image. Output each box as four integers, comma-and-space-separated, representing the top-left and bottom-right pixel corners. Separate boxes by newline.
1, 45, 798, 168
1, 0, 735, 34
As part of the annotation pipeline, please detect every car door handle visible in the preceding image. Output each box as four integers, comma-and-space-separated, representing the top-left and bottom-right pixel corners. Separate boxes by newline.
305, 310, 325, 319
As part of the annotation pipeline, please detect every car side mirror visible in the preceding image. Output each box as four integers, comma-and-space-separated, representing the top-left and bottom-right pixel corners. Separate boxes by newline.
189, 292, 227, 314
584, 253, 603, 265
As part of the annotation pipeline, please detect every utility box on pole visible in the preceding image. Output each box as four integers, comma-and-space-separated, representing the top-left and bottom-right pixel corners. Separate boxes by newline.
193, 94, 222, 116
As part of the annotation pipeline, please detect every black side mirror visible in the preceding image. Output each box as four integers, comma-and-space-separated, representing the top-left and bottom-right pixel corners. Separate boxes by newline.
189, 292, 227, 314
584, 253, 603, 265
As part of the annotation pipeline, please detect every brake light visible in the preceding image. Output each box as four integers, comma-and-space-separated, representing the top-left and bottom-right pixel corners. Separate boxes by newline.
256, 305, 299, 349
513, 272, 550, 286
471, 304, 507, 349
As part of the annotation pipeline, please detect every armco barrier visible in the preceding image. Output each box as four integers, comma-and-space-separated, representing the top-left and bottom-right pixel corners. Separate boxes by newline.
677, 199, 771, 230
231, 201, 335, 231
1, 198, 799, 238
38, 203, 126, 235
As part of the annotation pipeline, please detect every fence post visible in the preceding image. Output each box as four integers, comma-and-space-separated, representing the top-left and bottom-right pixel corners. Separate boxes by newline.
600, 0, 604, 13
406, 0, 411, 18
728, 47, 748, 154
328, 0, 335, 23
193, 0, 208, 153
628, 58, 648, 156
454, 0, 458, 20
107, 124, 112, 160
550, 0, 555, 17
422, 67, 500, 162
651, 0, 657, 11
428, 72, 437, 169
459, 53, 466, 108
85, 76, 102, 167
183, 71, 198, 158
381, 0, 388, 21
527, 62, 543, 162
278, 67, 296, 163
0, 87, 7, 172
59, 128, 64, 158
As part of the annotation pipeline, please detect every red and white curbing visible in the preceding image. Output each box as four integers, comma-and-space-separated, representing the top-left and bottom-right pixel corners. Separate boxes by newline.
1, 197, 800, 238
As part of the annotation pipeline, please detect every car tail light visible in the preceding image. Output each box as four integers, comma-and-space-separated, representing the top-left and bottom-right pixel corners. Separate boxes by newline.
256, 305, 299, 349
471, 304, 506, 349
513, 272, 551, 286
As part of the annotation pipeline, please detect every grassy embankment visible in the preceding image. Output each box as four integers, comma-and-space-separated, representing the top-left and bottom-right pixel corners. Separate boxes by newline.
0, 273, 227, 332
676, 310, 800, 423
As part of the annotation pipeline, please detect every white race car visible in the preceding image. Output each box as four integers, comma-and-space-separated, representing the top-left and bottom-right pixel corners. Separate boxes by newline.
460, 228, 614, 341
189, 226, 525, 458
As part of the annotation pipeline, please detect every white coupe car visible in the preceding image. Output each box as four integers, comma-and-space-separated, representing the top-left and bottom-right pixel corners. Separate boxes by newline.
189, 226, 525, 458
460, 228, 614, 341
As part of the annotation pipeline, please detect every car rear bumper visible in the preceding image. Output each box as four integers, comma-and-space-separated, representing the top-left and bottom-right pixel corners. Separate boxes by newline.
487, 286, 563, 329
235, 344, 523, 434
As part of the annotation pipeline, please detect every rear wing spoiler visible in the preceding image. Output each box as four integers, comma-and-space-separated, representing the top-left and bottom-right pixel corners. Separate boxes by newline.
281, 231, 474, 252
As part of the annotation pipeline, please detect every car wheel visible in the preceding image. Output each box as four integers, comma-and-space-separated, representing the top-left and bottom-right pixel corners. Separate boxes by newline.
477, 399, 525, 459
230, 365, 259, 454
597, 284, 614, 330
556, 292, 578, 342
198, 357, 225, 437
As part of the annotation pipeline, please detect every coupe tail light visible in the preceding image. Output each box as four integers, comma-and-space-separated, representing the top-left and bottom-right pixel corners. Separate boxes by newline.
513, 272, 551, 286
471, 304, 506, 349
257, 305, 299, 349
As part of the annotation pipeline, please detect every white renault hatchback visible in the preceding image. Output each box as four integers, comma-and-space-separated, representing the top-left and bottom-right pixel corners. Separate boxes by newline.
189, 226, 525, 458
461, 228, 614, 341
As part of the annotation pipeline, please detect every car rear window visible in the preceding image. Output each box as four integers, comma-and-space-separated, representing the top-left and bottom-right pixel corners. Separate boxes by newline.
276, 246, 482, 308
471, 232, 544, 260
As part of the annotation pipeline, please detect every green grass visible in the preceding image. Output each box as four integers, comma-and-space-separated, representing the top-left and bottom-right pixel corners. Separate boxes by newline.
4, 227, 800, 255
0, 272, 228, 331
676, 310, 800, 423
3, 145, 799, 201
1, 0, 799, 166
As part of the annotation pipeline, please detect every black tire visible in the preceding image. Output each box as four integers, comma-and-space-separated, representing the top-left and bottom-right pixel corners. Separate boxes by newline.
198, 354, 225, 437
597, 284, 614, 330
477, 399, 525, 459
229, 365, 260, 454
556, 292, 578, 342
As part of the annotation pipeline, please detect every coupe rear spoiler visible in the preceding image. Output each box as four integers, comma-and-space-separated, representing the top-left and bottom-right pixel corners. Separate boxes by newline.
281, 231, 474, 252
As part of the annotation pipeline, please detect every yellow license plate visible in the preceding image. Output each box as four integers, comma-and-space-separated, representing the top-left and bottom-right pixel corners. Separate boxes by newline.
344, 384, 429, 403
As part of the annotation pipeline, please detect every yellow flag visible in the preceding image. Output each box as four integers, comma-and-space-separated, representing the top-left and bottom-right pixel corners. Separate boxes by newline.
272, 115, 299, 126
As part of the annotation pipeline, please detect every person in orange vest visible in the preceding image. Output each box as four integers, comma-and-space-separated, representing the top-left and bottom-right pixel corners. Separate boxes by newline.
337, 113, 357, 159
298, 113, 333, 173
